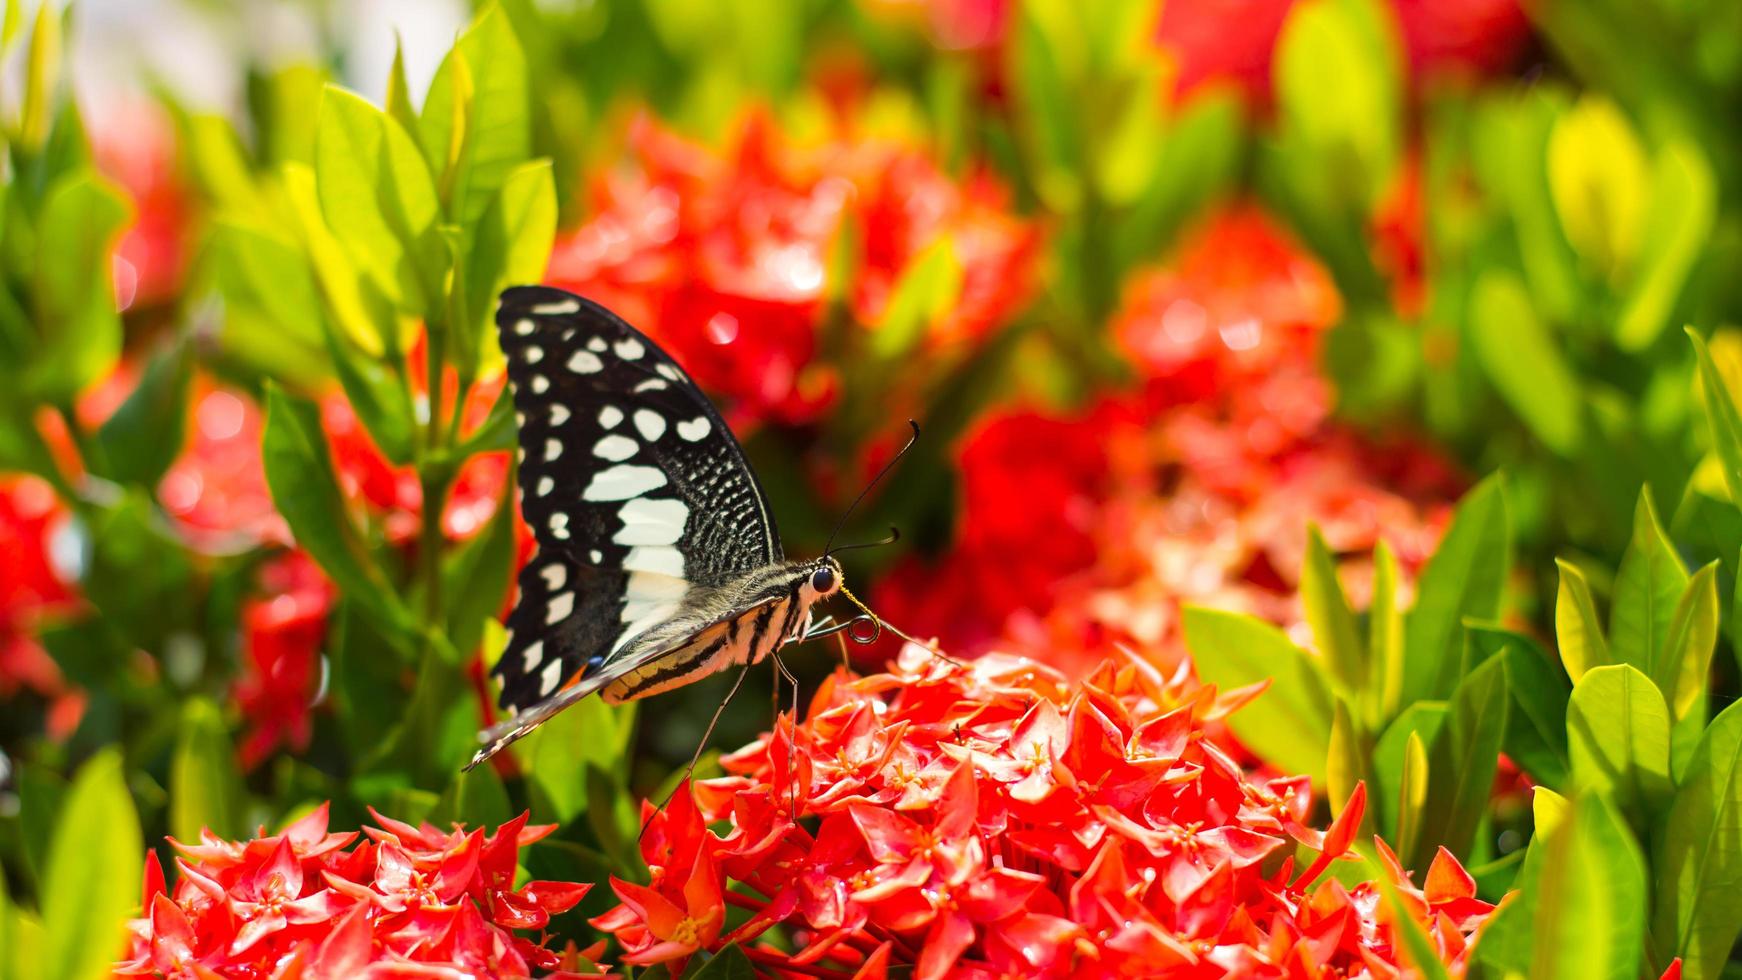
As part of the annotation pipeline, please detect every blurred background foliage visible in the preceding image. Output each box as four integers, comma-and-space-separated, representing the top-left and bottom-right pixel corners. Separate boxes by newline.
2, 0, 1742, 975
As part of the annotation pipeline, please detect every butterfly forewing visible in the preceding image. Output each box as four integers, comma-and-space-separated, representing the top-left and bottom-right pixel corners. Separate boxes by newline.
492, 286, 782, 714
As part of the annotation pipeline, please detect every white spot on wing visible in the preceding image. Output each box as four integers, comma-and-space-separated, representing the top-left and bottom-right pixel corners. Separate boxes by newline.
634, 378, 669, 392
521, 639, 545, 671
538, 659, 564, 695
634, 409, 667, 441
623, 545, 685, 577
549, 512, 570, 539
587, 336, 607, 353
614, 337, 645, 360
531, 300, 580, 315
568, 350, 604, 374
539, 563, 566, 591
594, 434, 638, 462
614, 572, 688, 653
524, 346, 544, 364
656, 363, 683, 382
613, 498, 689, 546
599, 405, 623, 428
513, 319, 535, 336
536, 475, 554, 496
531, 375, 550, 394
549, 404, 570, 426
676, 417, 712, 442
545, 438, 563, 462
583, 465, 667, 501
590, 549, 603, 562
547, 591, 575, 624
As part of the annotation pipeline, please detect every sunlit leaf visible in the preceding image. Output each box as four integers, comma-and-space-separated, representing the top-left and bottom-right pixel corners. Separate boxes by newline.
1402, 474, 1509, 703
1184, 607, 1335, 786
1547, 95, 1647, 282
1301, 524, 1364, 693
1555, 558, 1613, 683
1609, 489, 1691, 685
1617, 142, 1715, 349
1567, 664, 1673, 821
1414, 654, 1508, 869
41, 749, 142, 980
1470, 268, 1584, 456
1653, 698, 1742, 980
1527, 793, 1647, 980
170, 697, 244, 842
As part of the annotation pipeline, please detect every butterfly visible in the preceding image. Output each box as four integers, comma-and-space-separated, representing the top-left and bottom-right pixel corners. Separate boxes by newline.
466, 286, 893, 771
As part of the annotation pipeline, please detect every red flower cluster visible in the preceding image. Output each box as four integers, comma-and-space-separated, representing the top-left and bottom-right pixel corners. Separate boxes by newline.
118, 803, 590, 979
232, 552, 334, 770
0, 476, 80, 731
590, 647, 1495, 977
92, 100, 193, 310
874, 206, 1459, 674
546, 115, 1038, 428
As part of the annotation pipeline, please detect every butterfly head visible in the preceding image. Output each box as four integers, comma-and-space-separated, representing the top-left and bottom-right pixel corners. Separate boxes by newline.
805, 556, 845, 601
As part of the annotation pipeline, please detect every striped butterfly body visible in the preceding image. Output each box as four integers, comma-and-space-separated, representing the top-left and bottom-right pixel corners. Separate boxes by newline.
467, 286, 844, 771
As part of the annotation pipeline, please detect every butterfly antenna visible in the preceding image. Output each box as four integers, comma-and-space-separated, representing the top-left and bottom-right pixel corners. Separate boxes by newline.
823, 421, 920, 557
640, 659, 756, 843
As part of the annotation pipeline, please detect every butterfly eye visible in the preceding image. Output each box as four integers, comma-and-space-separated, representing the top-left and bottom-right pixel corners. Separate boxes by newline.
811, 565, 838, 595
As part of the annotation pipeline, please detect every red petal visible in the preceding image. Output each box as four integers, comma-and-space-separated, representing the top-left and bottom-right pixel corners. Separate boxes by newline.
311, 904, 375, 976
521, 880, 592, 915
916, 912, 976, 980
851, 942, 892, 980
1423, 845, 1476, 905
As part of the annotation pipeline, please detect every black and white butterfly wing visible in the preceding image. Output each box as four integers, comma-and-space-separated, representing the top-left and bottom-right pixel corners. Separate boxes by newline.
488, 286, 782, 721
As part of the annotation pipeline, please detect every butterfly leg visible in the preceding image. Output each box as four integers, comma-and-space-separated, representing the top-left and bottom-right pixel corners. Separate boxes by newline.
769, 651, 804, 821
640, 658, 756, 842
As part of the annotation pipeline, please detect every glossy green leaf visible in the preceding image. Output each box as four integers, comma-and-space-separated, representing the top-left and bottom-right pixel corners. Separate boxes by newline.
1326, 700, 1368, 823
1184, 607, 1335, 785
1547, 95, 1647, 282
1403, 474, 1509, 703
1609, 490, 1690, 684
1467, 622, 1572, 788
1660, 561, 1719, 720
18, 1, 58, 149
170, 697, 243, 842
1527, 793, 1647, 980
94, 339, 192, 487
27, 171, 129, 401
1688, 328, 1742, 508
1567, 665, 1673, 820
1368, 539, 1405, 724
1470, 268, 1584, 456
518, 690, 636, 823
368, 645, 475, 787
41, 749, 142, 980
688, 943, 756, 980
458, 158, 556, 378
1653, 698, 1742, 980
1370, 702, 1445, 840
1555, 558, 1613, 682
1274, 0, 1400, 201
283, 162, 400, 358
1414, 654, 1508, 869
1301, 524, 1364, 693
419, 6, 531, 227
1394, 730, 1429, 865
384, 35, 420, 139
261, 385, 410, 636
314, 85, 443, 316
1618, 142, 1715, 349
208, 218, 328, 381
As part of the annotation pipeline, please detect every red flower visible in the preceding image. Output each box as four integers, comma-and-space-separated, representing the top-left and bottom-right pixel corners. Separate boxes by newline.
157, 385, 286, 549
589, 648, 1492, 977
231, 552, 333, 770
92, 100, 192, 309
119, 805, 587, 979
547, 114, 1038, 430
0, 476, 80, 731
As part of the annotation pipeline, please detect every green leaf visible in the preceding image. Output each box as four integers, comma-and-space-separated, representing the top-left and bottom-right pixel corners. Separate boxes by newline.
1301, 524, 1364, 693
283, 162, 400, 358
314, 86, 443, 316
458, 158, 556, 378
1394, 730, 1429, 865
1469, 268, 1584, 456
1274, 0, 1400, 203
1555, 558, 1613, 682
419, 6, 531, 228
1414, 654, 1508, 869
1609, 489, 1691, 683
1185, 607, 1335, 785
367, 645, 475, 787
27, 171, 130, 401
1688, 328, 1742, 508
1653, 698, 1742, 980
93, 339, 192, 486
1527, 793, 1647, 980
18, 1, 59, 150
261, 385, 411, 636
688, 943, 755, 980
1326, 699, 1367, 820
430, 759, 512, 831
170, 697, 244, 842
324, 324, 416, 466
1403, 474, 1509, 703
384, 34, 420, 139
1370, 701, 1445, 840
1467, 622, 1572, 788
1367, 539, 1405, 724
442, 480, 517, 659
41, 749, 142, 980
518, 692, 636, 823
870, 238, 963, 359
1617, 143, 1715, 349
1547, 95, 1647, 282
1567, 665, 1673, 820
1660, 562, 1720, 720
79, 491, 197, 649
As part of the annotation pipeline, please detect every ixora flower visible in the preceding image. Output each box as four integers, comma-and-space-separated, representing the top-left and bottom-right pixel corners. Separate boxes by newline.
875, 206, 1459, 674
118, 803, 591, 979
0, 476, 81, 733
589, 647, 1496, 978
546, 114, 1039, 429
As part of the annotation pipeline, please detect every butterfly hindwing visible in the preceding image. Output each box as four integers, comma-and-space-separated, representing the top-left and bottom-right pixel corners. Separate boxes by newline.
492, 286, 782, 714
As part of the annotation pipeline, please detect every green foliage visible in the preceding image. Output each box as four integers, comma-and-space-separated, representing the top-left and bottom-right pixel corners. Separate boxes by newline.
40, 750, 142, 980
